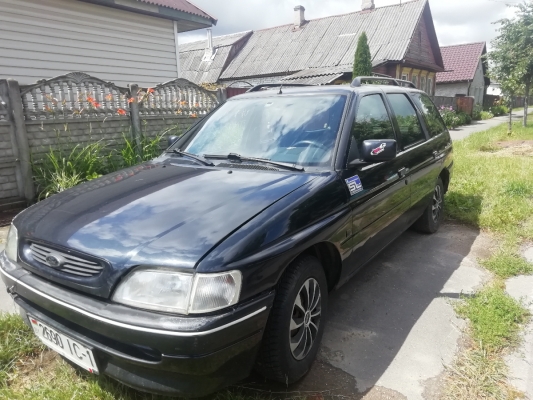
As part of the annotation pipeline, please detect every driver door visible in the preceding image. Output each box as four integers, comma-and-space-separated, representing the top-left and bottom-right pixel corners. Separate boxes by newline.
341, 93, 412, 279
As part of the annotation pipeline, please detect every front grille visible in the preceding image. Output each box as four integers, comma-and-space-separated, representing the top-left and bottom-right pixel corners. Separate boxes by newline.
217, 163, 279, 171
28, 243, 104, 277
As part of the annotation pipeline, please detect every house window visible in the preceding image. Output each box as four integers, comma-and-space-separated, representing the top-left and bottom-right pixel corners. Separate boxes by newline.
427, 78, 433, 95
412, 75, 418, 88
420, 76, 426, 92
401, 74, 408, 81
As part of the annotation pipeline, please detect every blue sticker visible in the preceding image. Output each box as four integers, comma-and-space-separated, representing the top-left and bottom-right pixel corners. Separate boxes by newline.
345, 175, 363, 196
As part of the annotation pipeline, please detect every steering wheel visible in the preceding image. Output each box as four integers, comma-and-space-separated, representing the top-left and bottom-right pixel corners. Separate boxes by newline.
291, 140, 328, 151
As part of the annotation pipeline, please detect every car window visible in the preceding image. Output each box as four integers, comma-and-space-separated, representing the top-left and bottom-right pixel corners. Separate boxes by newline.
411, 93, 447, 137
351, 94, 395, 155
386, 94, 425, 148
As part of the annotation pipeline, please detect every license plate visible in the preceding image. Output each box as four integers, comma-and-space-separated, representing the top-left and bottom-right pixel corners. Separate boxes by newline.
28, 315, 99, 374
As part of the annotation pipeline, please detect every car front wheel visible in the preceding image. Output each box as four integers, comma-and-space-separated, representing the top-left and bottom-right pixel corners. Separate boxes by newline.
255, 254, 328, 384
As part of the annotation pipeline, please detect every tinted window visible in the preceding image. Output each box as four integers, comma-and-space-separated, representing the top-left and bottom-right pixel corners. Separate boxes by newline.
387, 94, 425, 148
411, 93, 447, 137
352, 94, 395, 154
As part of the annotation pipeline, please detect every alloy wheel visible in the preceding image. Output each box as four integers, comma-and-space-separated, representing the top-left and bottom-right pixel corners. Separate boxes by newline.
432, 184, 443, 222
289, 278, 322, 360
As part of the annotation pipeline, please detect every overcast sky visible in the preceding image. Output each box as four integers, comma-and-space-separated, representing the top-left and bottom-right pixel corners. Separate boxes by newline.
180, 0, 520, 49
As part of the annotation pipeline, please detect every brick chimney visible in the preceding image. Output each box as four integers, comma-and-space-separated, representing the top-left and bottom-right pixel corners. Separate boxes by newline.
294, 5, 305, 28
362, 0, 375, 11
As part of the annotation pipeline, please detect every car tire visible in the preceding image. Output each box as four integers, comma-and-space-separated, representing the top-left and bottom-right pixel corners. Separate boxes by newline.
412, 177, 445, 234
255, 254, 328, 384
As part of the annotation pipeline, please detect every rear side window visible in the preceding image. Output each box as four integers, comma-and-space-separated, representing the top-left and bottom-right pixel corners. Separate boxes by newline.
352, 94, 395, 154
411, 93, 447, 137
386, 94, 425, 148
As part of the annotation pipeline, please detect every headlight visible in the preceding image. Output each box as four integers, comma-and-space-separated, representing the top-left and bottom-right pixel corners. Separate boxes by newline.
5, 224, 18, 262
112, 268, 242, 315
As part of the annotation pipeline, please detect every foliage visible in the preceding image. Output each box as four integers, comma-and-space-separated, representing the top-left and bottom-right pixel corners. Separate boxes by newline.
352, 32, 372, 78
33, 141, 109, 200
488, 2, 533, 128
472, 105, 483, 121
480, 110, 494, 120
439, 106, 462, 129
482, 251, 533, 279
457, 112, 472, 125
118, 133, 166, 168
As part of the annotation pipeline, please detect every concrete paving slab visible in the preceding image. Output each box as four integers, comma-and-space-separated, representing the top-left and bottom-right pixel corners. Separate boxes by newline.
315, 224, 491, 399
506, 275, 533, 398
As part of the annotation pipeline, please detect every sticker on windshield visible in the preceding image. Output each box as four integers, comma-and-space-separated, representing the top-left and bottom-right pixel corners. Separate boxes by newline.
345, 175, 363, 196
371, 143, 387, 156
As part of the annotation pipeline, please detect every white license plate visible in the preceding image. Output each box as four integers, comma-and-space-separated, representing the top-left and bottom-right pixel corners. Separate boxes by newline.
28, 315, 99, 374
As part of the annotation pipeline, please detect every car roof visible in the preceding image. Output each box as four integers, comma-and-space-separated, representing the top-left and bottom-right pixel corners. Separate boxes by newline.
228, 84, 425, 100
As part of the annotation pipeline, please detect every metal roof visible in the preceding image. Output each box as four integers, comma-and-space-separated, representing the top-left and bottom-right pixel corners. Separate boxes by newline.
220, 0, 429, 81
280, 67, 347, 85
436, 42, 487, 84
138, 0, 216, 22
179, 32, 252, 84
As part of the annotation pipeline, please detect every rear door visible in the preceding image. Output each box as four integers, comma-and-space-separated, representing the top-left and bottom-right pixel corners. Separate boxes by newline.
384, 92, 435, 214
340, 92, 412, 278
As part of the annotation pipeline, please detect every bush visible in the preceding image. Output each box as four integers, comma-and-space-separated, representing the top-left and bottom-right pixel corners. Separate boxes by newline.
439, 106, 460, 129
472, 105, 483, 120
457, 112, 472, 126
480, 111, 494, 120
490, 105, 508, 116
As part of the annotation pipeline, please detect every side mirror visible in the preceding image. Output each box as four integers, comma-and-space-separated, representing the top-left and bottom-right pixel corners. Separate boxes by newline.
167, 136, 178, 147
355, 139, 397, 164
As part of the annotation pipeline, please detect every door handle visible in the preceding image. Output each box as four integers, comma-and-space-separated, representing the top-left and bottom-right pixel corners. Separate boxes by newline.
433, 151, 439, 159
398, 167, 408, 178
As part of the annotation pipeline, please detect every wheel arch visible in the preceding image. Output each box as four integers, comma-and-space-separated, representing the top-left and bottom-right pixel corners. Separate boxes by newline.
300, 242, 343, 291
439, 168, 450, 193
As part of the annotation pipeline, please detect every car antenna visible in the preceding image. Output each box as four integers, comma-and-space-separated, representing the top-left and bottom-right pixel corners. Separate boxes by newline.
278, 84, 283, 94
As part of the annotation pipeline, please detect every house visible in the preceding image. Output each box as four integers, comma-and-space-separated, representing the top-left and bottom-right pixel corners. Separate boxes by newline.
435, 42, 489, 105
0, 0, 216, 87
180, 0, 444, 95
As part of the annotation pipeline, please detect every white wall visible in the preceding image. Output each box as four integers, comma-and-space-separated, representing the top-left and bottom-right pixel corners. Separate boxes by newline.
0, 0, 179, 87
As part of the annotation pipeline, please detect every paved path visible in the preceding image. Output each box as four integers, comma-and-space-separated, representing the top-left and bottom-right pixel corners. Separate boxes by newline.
450, 109, 531, 141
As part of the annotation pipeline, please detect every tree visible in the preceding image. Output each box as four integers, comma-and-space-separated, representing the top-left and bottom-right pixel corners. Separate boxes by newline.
353, 32, 372, 78
488, 2, 533, 128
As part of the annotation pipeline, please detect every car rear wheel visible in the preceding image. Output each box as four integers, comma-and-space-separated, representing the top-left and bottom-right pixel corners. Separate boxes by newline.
413, 177, 444, 234
255, 254, 328, 384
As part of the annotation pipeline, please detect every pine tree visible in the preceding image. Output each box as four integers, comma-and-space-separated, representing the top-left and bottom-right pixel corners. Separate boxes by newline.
353, 32, 372, 78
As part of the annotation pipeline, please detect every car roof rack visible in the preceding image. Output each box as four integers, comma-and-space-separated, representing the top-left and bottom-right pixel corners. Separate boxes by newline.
247, 83, 315, 92
351, 76, 416, 89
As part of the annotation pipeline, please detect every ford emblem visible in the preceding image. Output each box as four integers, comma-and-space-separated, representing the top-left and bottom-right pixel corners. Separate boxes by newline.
46, 255, 62, 268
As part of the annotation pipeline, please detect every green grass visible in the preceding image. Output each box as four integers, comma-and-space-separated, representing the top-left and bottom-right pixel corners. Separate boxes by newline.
456, 285, 529, 352
481, 251, 533, 279
0, 314, 44, 387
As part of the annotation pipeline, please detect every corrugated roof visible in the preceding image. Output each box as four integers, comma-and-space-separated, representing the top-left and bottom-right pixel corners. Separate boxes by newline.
280, 67, 346, 85
179, 31, 252, 84
220, 0, 429, 80
138, 0, 216, 22
436, 42, 486, 83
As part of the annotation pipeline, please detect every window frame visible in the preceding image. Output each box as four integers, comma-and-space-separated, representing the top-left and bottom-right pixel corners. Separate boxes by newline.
383, 91, 428, 151
345, 92, 398, 164
409, 92, 448, 138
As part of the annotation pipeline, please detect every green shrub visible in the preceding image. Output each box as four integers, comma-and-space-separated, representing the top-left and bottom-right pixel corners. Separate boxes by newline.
472, 105, 483, 120
439, 106, 460, 129
119, 133, 165, 168
457, 112, 472, 125
490, 105, 508, 116
480, 111, 494, 120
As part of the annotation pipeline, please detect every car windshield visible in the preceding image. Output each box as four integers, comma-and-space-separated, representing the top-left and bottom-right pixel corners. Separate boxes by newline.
182, 94, 347, 168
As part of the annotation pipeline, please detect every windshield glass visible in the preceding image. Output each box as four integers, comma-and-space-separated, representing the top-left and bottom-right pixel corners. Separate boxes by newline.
182, 95, 347, 168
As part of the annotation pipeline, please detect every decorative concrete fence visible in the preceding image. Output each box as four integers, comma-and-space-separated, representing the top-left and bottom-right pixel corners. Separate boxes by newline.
0, 72, 220, 208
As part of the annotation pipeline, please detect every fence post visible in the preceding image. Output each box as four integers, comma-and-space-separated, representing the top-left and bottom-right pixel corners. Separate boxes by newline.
216, 88, 227, 103
6, 79, 35, 204
128, 84, 142, 157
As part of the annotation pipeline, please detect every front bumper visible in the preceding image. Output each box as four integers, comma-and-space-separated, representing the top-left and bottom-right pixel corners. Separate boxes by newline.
1, 252, 274, 397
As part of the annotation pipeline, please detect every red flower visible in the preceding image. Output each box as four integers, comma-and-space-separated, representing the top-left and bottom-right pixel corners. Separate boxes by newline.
92, 102, 101, 108
105, 94, 113, 101
190, 113, 198, 118
147, 88, 155, 94
87, 96, 95, 104
117, 108, 127, 115
127, 97, 135, 103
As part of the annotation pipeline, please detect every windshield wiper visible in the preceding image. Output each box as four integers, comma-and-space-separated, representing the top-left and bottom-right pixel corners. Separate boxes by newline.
167, 149, 214, 166
204, 153, 305, 172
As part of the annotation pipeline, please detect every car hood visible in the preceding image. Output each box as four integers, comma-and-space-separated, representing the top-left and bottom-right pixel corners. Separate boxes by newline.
16, 162, 316, 272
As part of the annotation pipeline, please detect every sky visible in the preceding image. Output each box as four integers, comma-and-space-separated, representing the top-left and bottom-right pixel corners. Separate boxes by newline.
179, 0, 520, 49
